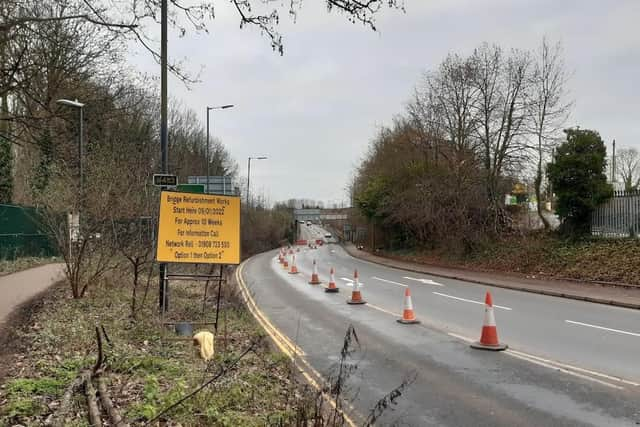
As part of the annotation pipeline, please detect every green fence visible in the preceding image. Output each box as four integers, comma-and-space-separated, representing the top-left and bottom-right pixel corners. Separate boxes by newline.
0, 204, 57, 260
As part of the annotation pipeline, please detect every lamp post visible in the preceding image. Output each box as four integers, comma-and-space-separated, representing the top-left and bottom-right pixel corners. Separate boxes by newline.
247, 156, 267, 206
56, 98, 85, 269
206, 104, 234, 193
56, 99, 85, 199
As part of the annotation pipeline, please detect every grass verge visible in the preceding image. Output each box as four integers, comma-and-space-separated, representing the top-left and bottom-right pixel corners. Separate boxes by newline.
0, 266, 319, 426
382, 233, 640, 286
0, 256, 61, 276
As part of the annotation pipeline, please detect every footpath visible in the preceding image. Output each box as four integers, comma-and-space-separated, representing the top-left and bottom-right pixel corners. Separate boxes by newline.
342, 243, 640, 310
0, 263, 65, 326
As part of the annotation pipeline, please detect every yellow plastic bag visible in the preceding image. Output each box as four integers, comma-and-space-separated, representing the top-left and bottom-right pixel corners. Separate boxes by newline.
193, 331, 215, 361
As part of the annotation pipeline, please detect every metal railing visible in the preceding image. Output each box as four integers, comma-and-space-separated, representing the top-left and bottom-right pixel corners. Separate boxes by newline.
591, 190, 640, 238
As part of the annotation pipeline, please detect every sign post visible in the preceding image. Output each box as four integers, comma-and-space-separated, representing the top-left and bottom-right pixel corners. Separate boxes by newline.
156, 191, 241, 339
156, 191, 241, 264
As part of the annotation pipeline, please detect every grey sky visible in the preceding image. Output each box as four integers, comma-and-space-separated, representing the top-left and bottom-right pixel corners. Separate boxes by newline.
129, 0, 640, 205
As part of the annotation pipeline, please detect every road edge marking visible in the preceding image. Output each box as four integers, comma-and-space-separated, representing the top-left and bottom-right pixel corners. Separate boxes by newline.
236, 259, 359, 427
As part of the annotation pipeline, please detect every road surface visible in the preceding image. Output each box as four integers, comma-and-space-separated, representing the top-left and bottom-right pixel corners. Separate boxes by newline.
238, 224, 640, 426
0, 264, 65, 326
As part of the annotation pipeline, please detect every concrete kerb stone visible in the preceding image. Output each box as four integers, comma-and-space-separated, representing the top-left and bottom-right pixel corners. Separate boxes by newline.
341, 244, 640, 311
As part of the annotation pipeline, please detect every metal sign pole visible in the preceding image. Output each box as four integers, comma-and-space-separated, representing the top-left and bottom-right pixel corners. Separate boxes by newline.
214, 264, 224, 334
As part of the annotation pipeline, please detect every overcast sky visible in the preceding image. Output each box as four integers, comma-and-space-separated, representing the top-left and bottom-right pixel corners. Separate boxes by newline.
128, 0, 640, 205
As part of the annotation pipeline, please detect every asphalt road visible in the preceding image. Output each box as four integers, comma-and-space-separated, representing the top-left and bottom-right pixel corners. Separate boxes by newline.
239, 225, 640, 426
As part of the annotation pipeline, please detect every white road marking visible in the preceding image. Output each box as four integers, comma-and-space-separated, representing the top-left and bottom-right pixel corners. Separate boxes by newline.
505, 351, 623, 390
367, 302, 401, 317
565, 320, 640, 337
403, 276, 444, 287
448, 332, 474, 343
433, 291, 512, 310
371, 276, 408, 287
447, 332, 637, 389
340, 278, 364, 287
507, 349, 640, 387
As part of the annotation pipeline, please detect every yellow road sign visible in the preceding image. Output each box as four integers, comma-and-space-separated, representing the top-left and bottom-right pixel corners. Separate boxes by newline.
156, 191, 240, 264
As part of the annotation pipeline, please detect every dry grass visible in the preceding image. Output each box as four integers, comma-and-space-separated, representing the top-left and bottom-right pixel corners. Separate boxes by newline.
385, 233, 640, 286
0, 268, 318, 426
0, 256, 61, 277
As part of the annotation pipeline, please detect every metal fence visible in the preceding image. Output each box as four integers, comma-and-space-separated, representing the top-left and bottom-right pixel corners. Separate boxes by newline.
0, 204, 57, 259
591, 190, 640, 238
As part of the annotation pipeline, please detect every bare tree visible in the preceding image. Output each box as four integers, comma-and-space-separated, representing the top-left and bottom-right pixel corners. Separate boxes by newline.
527, 38, 571, 229
422, 53, 480, 159
472, 44, 531, 218
616, 147, 640, 191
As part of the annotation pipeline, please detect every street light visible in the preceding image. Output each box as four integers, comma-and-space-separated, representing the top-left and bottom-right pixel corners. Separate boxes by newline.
247, 156, 267, 206
57, 98, 85, 264
57, 99, 85, 196
206, 104, 234, 193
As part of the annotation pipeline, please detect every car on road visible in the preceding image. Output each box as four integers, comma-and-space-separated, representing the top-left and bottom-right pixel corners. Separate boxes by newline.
306, 221, 312, 226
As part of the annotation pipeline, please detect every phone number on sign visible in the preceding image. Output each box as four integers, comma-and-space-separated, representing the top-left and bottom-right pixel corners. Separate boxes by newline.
197, 240, 230, 249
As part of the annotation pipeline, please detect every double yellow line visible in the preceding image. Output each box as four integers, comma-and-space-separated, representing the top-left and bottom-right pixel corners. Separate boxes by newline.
235, 260, 359, 426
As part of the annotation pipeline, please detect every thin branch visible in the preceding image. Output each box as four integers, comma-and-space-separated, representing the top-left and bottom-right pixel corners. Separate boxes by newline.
144, 340, 259, 425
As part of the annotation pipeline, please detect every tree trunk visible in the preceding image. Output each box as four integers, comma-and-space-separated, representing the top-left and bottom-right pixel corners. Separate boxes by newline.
131, 259, 140, 319
536, 139, 550, 230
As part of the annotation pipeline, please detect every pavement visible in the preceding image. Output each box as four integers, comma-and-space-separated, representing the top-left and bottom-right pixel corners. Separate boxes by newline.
0, 263, 65, 327
237, 224, 640, 426
342, 243, 640, 310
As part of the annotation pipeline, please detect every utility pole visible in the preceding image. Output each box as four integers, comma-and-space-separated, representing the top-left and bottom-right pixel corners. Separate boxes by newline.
159, 0, 168, 311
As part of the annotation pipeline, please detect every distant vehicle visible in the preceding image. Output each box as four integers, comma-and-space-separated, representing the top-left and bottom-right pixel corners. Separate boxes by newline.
306, 221, 312, 226
324, 233, 332, 239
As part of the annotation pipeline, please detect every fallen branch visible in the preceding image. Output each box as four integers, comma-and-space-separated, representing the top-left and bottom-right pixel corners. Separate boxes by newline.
84, 376, 102, 427
144, 339, 259, 425
51, 370, 91, 427
93, 326, 104, 375
97, 375, 130, 427
101, 325, 112, 345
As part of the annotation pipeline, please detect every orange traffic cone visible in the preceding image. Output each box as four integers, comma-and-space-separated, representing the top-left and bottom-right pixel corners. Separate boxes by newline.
288, 248, 293, 255
347, 270, 366, 304
325, 267, 339, 293
471, 291, 507, 351
397, 287, 420, 324
289, 255, 299, 274
278, 249, 284, 264
309, 260, 321, 285
283, 253, 289, 269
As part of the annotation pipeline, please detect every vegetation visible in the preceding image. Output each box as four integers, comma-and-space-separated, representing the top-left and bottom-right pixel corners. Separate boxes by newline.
0, 256, 60, 276
350, 39, 623, 255
548, 129, 612, 237
0, 273, 317, 426
382, 233, 640, 286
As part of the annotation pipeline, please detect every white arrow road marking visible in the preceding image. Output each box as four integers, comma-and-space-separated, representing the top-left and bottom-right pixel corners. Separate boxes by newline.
403, 276, 444, 287
433, 291, 512, 310
340, 277, 364, 287
372, 276, 407, 287
565, 320, 640, 337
